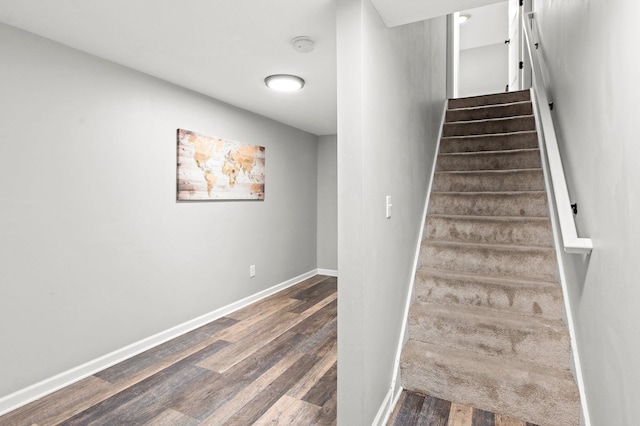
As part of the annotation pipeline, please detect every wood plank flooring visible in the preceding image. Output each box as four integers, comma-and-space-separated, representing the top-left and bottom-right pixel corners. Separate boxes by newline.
387, 391, 538, 426
0, 275, 337, 426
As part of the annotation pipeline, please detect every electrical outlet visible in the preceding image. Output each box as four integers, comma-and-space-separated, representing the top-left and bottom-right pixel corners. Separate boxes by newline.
249, 265, 256, 278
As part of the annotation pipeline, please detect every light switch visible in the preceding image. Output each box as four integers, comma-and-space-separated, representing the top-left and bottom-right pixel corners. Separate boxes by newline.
386, 195, 392, 219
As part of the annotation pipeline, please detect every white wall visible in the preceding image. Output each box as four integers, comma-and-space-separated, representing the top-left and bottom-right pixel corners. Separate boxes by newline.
0, 23, 319, 398
533, 1, 640, 424
336, 0, 447, 423
317, 135, 338, 272
459, 1, 508, 50
458, 1, 509, 98
459, 43, 508, 97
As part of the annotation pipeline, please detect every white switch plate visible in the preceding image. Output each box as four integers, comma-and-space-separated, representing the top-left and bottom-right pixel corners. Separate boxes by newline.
249, 265, 256, 277
386, 195, 392, 219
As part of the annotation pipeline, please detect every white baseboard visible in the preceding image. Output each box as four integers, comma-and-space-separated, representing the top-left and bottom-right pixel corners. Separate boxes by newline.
373, 385, 404, 426
0, 269, 321, 416
372, 386, 396, 426
531, 89, 591, 426
317, 268, 338, 277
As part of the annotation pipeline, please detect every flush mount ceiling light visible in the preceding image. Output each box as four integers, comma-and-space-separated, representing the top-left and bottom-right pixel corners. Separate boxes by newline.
264, 74, 305, 91
458, 14, 470, 23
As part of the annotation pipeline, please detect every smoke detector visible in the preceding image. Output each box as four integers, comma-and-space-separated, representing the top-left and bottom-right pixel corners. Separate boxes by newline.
291, 36, 315, 53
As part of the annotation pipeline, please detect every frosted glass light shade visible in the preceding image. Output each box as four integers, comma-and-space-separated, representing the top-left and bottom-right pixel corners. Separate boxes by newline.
265, 74, 305, 91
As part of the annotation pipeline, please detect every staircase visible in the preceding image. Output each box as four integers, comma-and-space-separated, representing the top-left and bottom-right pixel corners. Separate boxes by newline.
400, 90, 580, 426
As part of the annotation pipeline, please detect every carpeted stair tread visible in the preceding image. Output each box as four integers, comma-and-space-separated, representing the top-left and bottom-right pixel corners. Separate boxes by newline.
408, 301, 571, 368
440, 131, 539, 153
429, 191, 549, 217
401, 90, 580, 424
436, 149, 541, 171
433, 169, 544, 192
420, 240, 558, 282
446, 101, 533, 122
443, 116, 535, 137
448, 90, 531, 109
424, 214, 553, 247
414, 267, 563, 319
400, 340, 580, 426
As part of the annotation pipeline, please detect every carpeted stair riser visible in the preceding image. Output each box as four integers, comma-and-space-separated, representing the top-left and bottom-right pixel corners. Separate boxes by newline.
443, 116, 536, 137
424, 215, 553, 247
420, 241, 558, 282
436, 149, 541, 172
429, 192, 549, 217
446, 102, 533, 122
408, 302, 571, 368
401, 340, 580, 426
401, 90, 580, 426
414, 268, 563, 320
440, 131, 538, 154
433, 169, 544, 192
448, 90, 531, 109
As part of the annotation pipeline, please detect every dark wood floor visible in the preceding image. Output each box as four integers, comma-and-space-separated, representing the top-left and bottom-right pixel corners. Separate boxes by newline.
388, 391, 537, 426
1, 275, 337, 426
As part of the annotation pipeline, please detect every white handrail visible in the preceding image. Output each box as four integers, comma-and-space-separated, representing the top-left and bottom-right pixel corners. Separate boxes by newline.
522, 12, 593, 255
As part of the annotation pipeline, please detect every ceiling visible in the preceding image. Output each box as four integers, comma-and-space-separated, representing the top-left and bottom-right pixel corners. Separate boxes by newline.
371, 0, 504, 27
0, 0, 503, 136
0, 0, 337, 136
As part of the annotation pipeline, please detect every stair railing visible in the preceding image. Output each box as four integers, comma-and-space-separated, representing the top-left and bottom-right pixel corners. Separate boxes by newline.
522, 12, 593, 254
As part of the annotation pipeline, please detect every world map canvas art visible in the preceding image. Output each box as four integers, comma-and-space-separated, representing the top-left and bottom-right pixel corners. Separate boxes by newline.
177, 129, 265, 200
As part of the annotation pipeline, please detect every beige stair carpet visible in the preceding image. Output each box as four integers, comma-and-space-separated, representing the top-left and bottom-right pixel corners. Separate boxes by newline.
400, 90, 580, 426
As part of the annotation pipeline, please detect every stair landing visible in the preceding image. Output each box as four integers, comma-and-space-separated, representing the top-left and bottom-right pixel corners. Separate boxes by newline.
388, 390, 537, 426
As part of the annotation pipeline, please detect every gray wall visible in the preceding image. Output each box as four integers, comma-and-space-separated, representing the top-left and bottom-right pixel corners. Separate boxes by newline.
533, 1, 640, 424
317, 135, 338, 271
0, 23, 319, 398
336, 0, 447, 423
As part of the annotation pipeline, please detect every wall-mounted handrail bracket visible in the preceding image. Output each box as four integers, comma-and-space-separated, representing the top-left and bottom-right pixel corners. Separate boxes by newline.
523, 12, 593, 255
